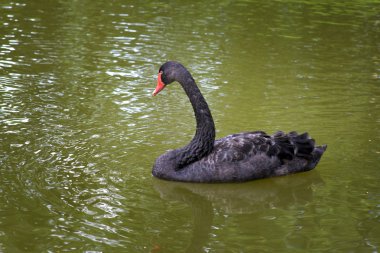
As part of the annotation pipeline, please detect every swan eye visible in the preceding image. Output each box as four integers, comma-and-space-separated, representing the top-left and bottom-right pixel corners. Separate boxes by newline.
159, 71, 167, 84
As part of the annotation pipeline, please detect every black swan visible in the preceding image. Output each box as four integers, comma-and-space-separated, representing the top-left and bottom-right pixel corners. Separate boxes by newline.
152, 61, 326, 183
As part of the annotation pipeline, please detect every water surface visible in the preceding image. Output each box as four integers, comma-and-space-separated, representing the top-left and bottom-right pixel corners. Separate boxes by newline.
0, 0, 379, 252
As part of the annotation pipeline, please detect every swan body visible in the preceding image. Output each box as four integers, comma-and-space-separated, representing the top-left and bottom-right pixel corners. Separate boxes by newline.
152, 61, 326, 183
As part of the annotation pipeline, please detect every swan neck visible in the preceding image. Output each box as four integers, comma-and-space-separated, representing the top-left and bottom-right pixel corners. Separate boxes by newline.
176, 75, 215, 168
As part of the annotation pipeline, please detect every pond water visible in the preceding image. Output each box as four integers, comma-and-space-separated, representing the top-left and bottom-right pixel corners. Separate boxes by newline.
0, 0, 379, 252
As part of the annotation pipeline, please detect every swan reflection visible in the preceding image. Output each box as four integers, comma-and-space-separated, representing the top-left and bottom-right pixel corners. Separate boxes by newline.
153, 172, 323, 252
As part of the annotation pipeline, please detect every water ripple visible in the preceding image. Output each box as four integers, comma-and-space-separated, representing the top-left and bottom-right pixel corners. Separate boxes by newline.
0, 1, 379, 252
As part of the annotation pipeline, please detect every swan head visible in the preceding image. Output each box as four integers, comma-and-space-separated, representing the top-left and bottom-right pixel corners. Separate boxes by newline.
152, 61, 188, 96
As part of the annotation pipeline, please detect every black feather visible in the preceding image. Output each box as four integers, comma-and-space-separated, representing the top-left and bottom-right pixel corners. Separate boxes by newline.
152, 61, 327, 182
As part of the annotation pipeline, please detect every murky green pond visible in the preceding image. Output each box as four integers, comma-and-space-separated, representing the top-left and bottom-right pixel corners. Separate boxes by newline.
1, 0, 379, 252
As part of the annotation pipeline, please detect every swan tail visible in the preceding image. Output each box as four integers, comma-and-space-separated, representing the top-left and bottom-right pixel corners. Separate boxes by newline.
289, 131, 315, 159
305, 144, 327, 170
273, 131, 326, 161
272, 131, 327, 174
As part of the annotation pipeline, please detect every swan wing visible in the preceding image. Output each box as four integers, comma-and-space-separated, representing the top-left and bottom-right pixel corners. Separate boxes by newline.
210, 131, 316, 163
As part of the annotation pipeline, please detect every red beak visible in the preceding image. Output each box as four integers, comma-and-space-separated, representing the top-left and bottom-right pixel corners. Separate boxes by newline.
152, 72, 165, 96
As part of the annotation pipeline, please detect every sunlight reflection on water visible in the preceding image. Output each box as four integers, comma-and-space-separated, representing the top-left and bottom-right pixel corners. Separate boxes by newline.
0, 0, 379, 252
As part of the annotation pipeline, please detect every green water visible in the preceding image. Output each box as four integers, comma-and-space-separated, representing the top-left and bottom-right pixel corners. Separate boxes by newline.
1, 0, 379, 252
